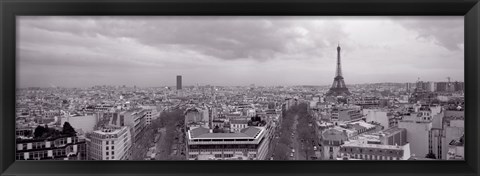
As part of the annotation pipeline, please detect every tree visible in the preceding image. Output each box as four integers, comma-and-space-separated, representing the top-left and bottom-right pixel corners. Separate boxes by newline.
297, 128, 311, 142
212, 126, 221, 133
62, 122, 76, 135
279, 135, 291, 146
425, 152, 437, 159
34, 125, 46, 138
273, 143, 290, 160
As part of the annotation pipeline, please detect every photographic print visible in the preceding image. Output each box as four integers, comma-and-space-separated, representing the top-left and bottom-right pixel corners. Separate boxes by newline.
15, 16, 464, 161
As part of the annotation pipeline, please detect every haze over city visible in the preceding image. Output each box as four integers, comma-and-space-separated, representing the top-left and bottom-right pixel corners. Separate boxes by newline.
17, 16, 464, 88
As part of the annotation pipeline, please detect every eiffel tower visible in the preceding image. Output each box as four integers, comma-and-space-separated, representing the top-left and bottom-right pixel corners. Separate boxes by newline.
326, 44, 351, 96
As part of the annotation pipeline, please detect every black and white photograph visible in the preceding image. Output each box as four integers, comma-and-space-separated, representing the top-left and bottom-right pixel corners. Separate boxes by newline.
15, 16, 464, 161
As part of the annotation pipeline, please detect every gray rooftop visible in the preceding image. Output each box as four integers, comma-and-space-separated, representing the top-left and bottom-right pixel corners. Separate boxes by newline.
189, 126, 262, 139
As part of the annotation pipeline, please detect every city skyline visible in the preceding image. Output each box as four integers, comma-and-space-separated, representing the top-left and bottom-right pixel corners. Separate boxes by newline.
17, 16, 464, 88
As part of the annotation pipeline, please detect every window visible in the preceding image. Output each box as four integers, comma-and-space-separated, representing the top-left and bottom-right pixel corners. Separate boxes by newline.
106, 152, 109, 155
112, 151, 114, 155
16, 153, 24, 160
106, 146, 109, 150
111, 141, 114, 144
106, 141, 109, 145
112, 146, 114, 150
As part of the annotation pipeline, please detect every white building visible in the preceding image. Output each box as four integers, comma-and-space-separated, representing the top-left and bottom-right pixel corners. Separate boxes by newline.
398, 112, 432, 159
61, 114, 98, 133
186, 126, 269, 160
230, 118, 249, 133
121, 109, 147, 145
363, 109, 389, 129
89, 126, 132, 160
139, 106, 159, 126
340, 141, 411, 160
320, 129, 348, 160
447, 135, 464, 160
442, 119, 464, 159
185, 107, 210, 128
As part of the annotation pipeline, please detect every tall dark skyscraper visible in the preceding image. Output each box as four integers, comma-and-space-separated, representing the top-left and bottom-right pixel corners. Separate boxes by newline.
326, 44, 351, 97
177, 75, 182, 90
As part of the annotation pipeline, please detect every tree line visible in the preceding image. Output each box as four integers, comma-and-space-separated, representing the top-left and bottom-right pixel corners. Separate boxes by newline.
150, 108, 186, 160
273, 103, 310, 160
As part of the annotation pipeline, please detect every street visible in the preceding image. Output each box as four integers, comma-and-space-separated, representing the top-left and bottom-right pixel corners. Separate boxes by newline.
291, 114, 307, 160
155, 128, 168, 160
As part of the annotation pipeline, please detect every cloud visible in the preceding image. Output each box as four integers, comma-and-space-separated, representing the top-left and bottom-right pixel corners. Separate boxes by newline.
19, 16, 348, 62
17, 16, 464, 87
393, 16, 464, 51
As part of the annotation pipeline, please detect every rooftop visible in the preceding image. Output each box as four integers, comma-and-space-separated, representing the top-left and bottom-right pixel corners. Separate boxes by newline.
189, 126, 263, 139
94, 126, 127, 135
322, 129, 348, 141
230, 119, 249, 124
342, 140, 406, 150
349, 121, 376, 129
449, 134, 465, 146
376, 127, 406, 136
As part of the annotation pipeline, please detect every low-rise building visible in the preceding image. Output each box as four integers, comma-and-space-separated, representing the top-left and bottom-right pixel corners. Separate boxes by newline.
339, 141, 411, 160
363, 109, 390, 129
398, 111, 434, 159
320, 129, 348, 160
230, 118, 248, 133
16, 132, 87, 160
330, 106, 363, 123
377, 127, 407, 146
186, 126, 269, 160
447, 135, 464, 160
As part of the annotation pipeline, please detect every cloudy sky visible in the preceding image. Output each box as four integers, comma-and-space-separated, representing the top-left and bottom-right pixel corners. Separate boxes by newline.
17, 16, 464, 88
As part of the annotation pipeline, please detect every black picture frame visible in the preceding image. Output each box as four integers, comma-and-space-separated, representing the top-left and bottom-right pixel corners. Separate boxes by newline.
1, 0, 479, 176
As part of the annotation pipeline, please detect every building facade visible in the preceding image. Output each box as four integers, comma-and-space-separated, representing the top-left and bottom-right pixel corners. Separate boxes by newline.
186, 126, 269, 160
16, 134, 87, 160
340, 142, 411, 160
121, 109, 147, 145
320, 129, 348, 160
398, 112, 433, 158
89, 126, 132, 160
177, 75, 182, 90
